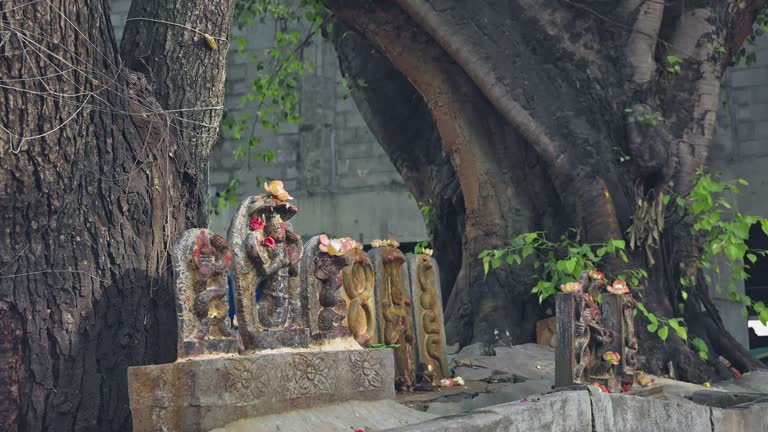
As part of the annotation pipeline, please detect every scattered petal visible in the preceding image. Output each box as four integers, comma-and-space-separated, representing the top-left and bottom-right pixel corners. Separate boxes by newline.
560, 281, 583, 293
263, 236, 276, 248
603, 351, 621, 365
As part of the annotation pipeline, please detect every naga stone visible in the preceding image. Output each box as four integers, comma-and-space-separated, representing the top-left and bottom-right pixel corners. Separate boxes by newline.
369, 241, 416, 392
341, 248, 378, 346
228, 194, 307, 351
555, 271, 638, 392
171, 228, 236, 358
407, 253, 449, 380
300, 235, 355, 342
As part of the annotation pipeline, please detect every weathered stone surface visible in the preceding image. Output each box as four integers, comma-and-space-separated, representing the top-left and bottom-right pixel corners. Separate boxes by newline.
341, 248, 378, 346
228, 194, 307, 351
128, 348, 395, 432
407, 254, 449, 380
452, 343, 555, 382
172, 228, 237, 358
300, 235, 355, 341
212, 400, 435, 432
369, 244, 417, 391
384, 391, 593, 432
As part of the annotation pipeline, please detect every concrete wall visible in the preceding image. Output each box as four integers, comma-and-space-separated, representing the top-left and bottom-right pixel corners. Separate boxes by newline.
709, 41, 768, 348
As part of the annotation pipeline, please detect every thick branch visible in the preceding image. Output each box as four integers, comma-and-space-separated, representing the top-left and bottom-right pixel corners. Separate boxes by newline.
624, 0, 664, 83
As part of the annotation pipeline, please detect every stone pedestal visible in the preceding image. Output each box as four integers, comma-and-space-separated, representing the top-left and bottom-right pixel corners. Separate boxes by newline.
128, 348, 395, 432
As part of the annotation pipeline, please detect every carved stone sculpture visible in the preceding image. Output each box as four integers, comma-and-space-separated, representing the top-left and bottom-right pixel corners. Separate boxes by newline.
555, 270, 639, 392
301, 235, 358, 341
369, 240, 416, 392
229, 182, 307, 351
172, 228, 236, 358
342, 247, 378, 346
407, 253, 448, 381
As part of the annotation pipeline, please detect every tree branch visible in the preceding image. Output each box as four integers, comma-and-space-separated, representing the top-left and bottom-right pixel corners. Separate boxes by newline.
624, 0, 664, 83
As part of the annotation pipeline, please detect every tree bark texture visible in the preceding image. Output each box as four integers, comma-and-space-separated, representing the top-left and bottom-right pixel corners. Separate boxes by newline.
326, 0, 767, 381
0, 0, 234, 430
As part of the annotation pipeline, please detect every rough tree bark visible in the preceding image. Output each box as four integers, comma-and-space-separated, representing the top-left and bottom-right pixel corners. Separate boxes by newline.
0, 0, 235, 430
326, 0, 767, 382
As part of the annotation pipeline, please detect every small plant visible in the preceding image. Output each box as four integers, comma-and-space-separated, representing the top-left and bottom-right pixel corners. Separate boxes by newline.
479, 230, 645, 303
665, 55, 683, 74
624, 107, 663, 126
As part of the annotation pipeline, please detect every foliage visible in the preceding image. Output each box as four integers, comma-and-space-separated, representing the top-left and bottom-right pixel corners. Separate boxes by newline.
212, 176, 241, 215
733, 10, 768, 66
665, 55, 683, 74
680, 171, 768, 324
479, 230, 646, 303
213, 0, 328, 214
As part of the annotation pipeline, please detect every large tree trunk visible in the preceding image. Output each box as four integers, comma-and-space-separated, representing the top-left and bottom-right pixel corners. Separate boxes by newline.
326, 0, 767, 381
0, 0, 234, 430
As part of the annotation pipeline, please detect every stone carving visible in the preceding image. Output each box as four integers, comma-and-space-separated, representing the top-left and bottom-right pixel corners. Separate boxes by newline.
369, 240, 416, 392
301, 235, 359, 341
555, 270, 639, 392
621, 295, 639, 383
229, 181, 307, 351
218, 357, 271, 401
171, 228, 236, 358
341, 247, 377, 346
407, 252, 449, 380
349, 350, 385, 391
284, 353, 333, 398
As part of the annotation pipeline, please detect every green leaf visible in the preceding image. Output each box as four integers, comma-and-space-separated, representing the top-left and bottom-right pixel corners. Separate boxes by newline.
483, 258, 490, 275
647, 318, 659, 333
742, 307, 749, 320
525, 232, 538, 243
747, 253, 758, 263
681, 290, 688, 301
663, 195, 671, 205
658, 326, 669, 341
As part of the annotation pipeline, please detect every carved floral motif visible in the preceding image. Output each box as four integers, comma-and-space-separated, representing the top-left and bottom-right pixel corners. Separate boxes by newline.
349, 351, 384, 390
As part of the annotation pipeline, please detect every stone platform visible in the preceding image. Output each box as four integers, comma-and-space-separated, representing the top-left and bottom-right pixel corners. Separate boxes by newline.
128, 347, 395, 432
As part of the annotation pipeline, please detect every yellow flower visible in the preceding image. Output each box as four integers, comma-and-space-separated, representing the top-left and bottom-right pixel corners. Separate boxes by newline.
263, 180, 293, 201
602, 351, 621, 365
703, 381, 711, 388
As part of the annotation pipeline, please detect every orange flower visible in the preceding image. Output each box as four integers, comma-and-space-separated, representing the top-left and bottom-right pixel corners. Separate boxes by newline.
602, 351, 621, 365
608, 279, 629, 295
263, 180, 293, 201
560, 281, 583, 293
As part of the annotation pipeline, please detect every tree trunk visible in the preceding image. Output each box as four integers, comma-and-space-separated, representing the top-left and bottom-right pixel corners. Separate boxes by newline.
326, 0, 767, 381
0, 0, 234, 430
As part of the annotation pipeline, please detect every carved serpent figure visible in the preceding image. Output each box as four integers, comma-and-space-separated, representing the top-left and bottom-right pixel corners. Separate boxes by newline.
342, 250, 376, 345
380, 252, 415, 391
417, 257, 444, 376
622, 296, 639, 378
573, 293, 592, 383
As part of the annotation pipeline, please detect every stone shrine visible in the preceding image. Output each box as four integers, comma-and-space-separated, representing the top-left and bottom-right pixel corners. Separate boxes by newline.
171, 228, 237, 357
300, 235, 358, 342
341, 247, 378, 346
369, 240, 417, 392
127, 183, 395, 432
555, 270, 638, 392
407, 251, 449, 381
228, 181, 307, 351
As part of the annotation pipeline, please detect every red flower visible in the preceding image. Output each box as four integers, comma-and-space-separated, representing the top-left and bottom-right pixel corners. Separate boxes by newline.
249, 217, 264, 231
263, 236, 276, 248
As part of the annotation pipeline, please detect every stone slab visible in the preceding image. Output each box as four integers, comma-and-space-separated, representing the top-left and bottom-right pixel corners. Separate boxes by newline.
128, 348, 395, 432
212, 400, 436, 432
452, 343, 555, 381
